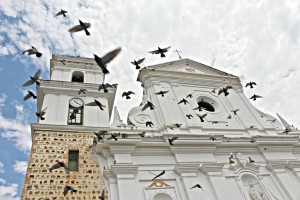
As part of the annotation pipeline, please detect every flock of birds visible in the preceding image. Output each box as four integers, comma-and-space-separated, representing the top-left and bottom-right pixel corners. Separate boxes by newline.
19, 7, 274, 199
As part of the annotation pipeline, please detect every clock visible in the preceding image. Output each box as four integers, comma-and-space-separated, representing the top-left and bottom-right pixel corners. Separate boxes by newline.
69, 98, 84, 108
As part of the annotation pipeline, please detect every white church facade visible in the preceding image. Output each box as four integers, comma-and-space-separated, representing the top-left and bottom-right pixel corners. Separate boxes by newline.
22, 54, 300, 200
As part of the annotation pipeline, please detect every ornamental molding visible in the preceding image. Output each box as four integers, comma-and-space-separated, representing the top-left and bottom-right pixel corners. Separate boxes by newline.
146, 179, 172, 188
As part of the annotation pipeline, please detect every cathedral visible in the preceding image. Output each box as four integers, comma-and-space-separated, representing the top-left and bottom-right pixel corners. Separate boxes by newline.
21, 54, 300, 200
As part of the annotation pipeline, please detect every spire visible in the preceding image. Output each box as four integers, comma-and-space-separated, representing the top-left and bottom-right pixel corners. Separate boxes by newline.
276, 113, 298, 131
112, 106, 126, 127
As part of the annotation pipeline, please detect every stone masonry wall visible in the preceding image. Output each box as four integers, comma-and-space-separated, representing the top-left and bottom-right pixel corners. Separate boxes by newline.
21, 130, 107, 200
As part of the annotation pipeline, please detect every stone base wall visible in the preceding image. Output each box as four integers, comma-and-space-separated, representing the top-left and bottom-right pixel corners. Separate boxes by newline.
21, 130, 107, 200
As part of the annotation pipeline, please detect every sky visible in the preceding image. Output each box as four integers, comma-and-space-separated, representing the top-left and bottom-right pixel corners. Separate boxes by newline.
1, 0, 300, 198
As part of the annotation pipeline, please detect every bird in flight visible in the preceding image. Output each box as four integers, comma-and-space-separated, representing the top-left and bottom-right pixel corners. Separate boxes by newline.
231, 109, 239, 115
146, 121, 154, 127
49, 160, 69, 173
85, 99, 106, 110
142, 101, 155, 111
170, 123, 182, 130
22, 46, 42, 57
218, 86, 233, 96
139, 132, 146, 137
63, 185, 77, 196
211, 88, 216, 93
168, 137, 178, 145
209, 137, 217, 141
131, 58, 145, 69
178, 98, 189, 105
94, 131, 106, 141
249, 157, 255, 163
149, 46, 171, 57
190, 184, 204, 190
249, 94, 263, 101
94, 47, 122, 74
69, 20, 91, 35
155, 90, 169, 97
122, 91, 135, 99
98, 83, 113, 93
36, 107, 47, 120
227, 114, 232, 119
152, 170, 165, 180
107, 133, 119, 141
186, 94, 193, 98
23, 91, 37, 101
196, 114, 207, 122
55, 9, 68, 17
100, 190, 106, 200
245, 82, 257, 89
78, 89, 87, 95
186, 114, 193, 119
23, 69, 41, 87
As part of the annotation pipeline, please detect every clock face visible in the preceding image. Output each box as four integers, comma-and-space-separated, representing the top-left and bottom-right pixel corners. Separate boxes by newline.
69, 98, 84, 108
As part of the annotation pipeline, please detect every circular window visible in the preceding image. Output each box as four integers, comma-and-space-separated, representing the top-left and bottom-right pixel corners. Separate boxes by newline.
196, 96, 219, 113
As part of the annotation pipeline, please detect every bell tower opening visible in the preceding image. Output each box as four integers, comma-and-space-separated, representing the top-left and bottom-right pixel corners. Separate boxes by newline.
71, 71, 84, 82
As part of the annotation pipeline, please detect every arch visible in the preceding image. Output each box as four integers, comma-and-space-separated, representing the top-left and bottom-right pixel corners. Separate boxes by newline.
153, 193, 173, 200
71, 71, 84, 82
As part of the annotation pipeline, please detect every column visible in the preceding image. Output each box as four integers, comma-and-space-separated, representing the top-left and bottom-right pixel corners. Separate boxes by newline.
103, 169, 119, 200
174, 163, 201, 200
112, 165, 139, 200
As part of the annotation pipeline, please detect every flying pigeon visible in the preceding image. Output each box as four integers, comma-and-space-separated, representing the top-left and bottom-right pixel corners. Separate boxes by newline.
178, 98, 189, 105
146, 121, 154, 127
231, 109, 240, 115
94, 131, 106, 141
100, 190, 105, 200
170, 123, 182, 130
69, 20, 91, 35
131, 58, 145, 69
149, 46, 171, 57
152, 170, 165, 180
249, 157, 255, 163
22, 46, 42, 57
23, 91, 37, 101
168, 137, 178, 145
154, 90, 169, 97
63, 185, 77, 196
78, 89, 87, 95
186, 114, 193, 119
196, 114, 207, 122
190, 184, 204, 190
107, 133, 119, 141
122, 91, 135, 99
245, 82, 257, 89
249, 94, 263, 101
23, 69, 41, 86
98, 83, 113, 93
139, 132, 146, 137
218, 86, 233, 96
49, 160, 69, 173
209, 137, 217, 141
211, 88, 216, 93
56, 9, 68, 17
85, 99, 106, 110
142, 101, 155, 111
36, 107, 47, 120
94, 47, 122, 74
186, 94, 193, 98
227, 114, 232, 119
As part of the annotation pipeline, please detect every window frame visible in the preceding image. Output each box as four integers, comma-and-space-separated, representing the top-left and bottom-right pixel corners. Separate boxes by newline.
68, 150, 79, 172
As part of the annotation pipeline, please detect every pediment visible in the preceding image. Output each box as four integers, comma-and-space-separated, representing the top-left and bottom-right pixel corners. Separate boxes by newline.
147, 58, 236, 77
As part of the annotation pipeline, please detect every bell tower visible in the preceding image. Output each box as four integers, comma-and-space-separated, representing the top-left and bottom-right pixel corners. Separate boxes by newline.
21, 54, 114, 199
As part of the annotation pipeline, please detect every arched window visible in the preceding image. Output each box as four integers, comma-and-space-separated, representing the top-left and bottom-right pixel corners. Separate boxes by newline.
68, 98, 84, 125
71, 71, 84, 83
153, 193, 173, 200
197, 101, 215, 112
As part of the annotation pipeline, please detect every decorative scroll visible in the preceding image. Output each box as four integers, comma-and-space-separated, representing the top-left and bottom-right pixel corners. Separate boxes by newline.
146, 179, 171, 188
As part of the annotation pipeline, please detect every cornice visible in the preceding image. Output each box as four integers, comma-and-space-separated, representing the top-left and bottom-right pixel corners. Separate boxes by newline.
200, 163, 225, 176
111, 165, 139, 178
266, 160, 288, 173
286, 161, 300, 173
174, 162, 201, 176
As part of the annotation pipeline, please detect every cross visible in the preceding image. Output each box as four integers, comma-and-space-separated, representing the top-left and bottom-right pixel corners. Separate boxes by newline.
174, 49, 182, 59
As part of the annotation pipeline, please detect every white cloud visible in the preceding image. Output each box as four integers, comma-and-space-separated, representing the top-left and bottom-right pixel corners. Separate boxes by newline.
13, 161, 27, 175
0, 94, 7, 108
0, 183, 20, 200
0, 97, 31, 152
0, 0, 299, 128
0, 178, 6, 184
0, 162, 4, 173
